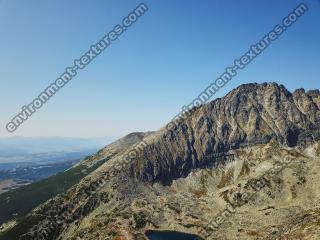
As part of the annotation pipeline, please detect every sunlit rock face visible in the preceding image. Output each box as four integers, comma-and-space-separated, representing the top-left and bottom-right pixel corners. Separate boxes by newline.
135, 83, 320, 184
4, 83, 320, 240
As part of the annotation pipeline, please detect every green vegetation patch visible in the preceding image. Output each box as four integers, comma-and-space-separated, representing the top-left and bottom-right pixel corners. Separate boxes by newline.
0, 157, 109, 226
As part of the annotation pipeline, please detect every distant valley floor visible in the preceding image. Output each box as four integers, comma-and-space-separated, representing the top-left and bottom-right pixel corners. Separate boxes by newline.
0, 179, 32, 194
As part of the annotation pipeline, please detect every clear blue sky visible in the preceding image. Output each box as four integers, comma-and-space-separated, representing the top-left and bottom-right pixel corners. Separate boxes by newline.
0, 0, 319, 138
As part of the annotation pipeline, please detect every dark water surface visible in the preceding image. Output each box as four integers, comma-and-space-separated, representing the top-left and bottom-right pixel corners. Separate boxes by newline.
145, 230, 201, 240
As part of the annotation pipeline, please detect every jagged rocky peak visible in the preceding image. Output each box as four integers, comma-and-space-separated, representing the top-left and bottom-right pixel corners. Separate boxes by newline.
4, 83, 320, 240
135, 82, 320, 184
293, 87, 320, 124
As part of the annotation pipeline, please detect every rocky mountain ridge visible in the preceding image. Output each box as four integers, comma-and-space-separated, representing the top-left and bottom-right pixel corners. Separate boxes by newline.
134, 82, 320, 184
1, 82, 320, 240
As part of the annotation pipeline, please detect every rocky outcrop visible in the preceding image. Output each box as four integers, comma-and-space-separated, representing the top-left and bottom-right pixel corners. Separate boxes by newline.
81, 131, 152, 166
2, 82, 320, 240
135, 83, 320, 184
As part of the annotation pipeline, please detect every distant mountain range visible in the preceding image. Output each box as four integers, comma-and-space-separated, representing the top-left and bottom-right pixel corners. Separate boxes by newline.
0, 136, 114, 164
0, 136, 113, 156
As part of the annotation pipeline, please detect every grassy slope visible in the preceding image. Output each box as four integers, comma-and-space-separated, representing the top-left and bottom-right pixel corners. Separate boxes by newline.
0, 158, 109, 227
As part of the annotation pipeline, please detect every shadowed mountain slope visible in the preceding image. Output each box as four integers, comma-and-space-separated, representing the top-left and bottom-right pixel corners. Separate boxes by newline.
1, 82, 320, 240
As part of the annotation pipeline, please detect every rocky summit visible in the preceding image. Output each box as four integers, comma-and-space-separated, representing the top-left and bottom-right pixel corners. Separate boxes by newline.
1, 82, 320, 240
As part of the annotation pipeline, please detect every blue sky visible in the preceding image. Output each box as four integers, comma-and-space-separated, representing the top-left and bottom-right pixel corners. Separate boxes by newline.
0, 0, 319, 138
